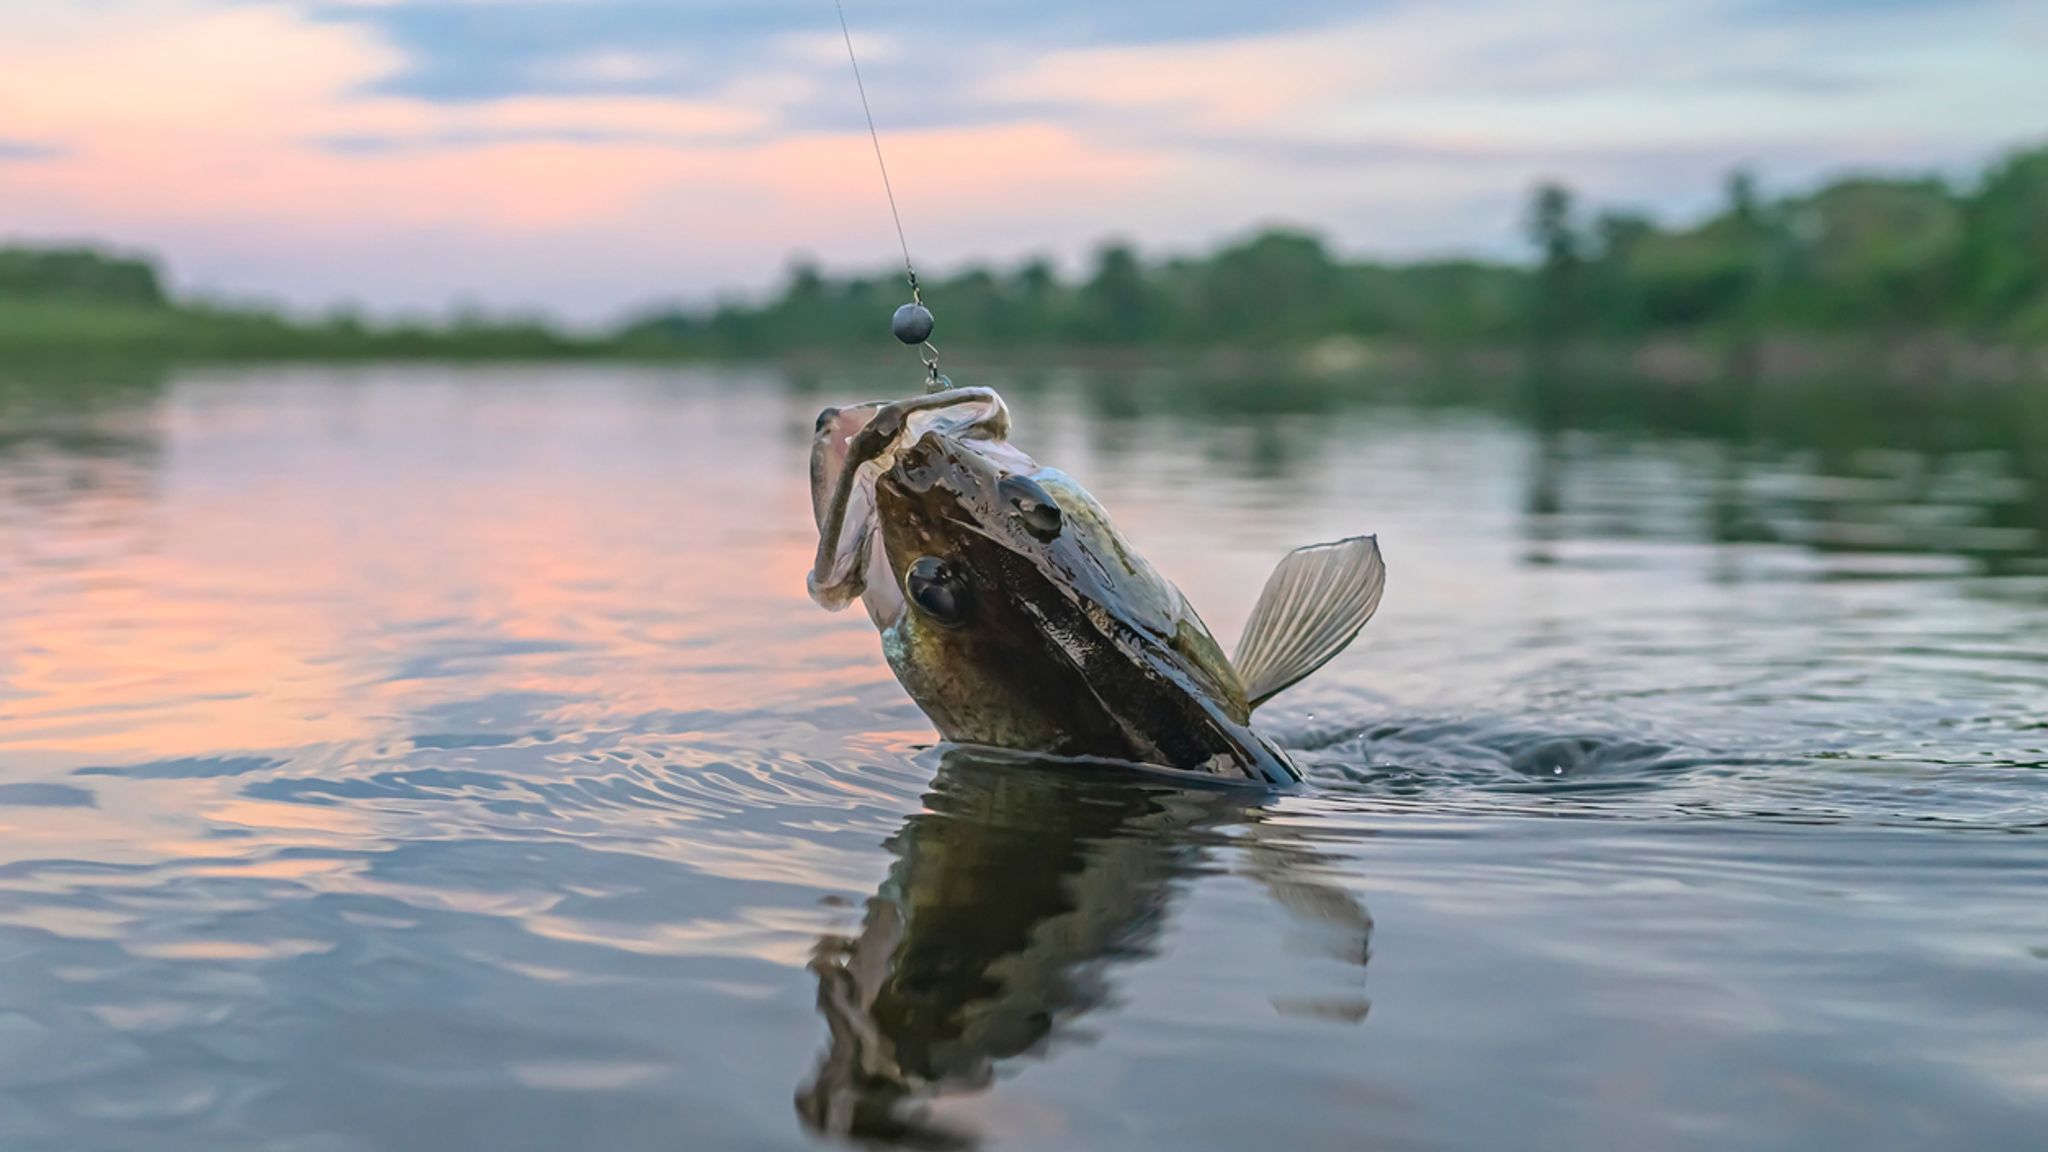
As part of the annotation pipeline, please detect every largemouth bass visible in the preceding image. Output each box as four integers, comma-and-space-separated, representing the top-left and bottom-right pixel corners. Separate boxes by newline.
807, 387, 1383, 784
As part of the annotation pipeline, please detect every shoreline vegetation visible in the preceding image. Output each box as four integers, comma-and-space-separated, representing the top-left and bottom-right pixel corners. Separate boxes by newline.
3, 141, 2044, 380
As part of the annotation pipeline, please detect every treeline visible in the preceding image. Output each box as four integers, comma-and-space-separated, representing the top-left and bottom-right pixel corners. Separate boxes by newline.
627, 140, 2048, 354
623, 237, 1530, 354
0, 247, 166, 306
1529, 144, 2048, 340
0, 246, 607, 360
3, 139, 2044, 361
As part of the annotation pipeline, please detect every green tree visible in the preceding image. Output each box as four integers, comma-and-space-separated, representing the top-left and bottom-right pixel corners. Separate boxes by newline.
1526, 181, 1586, 336
1191, 229, 1342, 345
0, 247, 167, 306
1960, 146, 2048, 332
1075, 242, 1161, 343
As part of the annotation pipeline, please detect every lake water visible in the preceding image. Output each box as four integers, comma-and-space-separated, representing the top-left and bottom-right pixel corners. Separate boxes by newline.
0, 361, 2044, 1151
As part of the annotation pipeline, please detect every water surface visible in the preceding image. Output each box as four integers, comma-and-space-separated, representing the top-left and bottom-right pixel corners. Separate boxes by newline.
0, 362, 2044, 1150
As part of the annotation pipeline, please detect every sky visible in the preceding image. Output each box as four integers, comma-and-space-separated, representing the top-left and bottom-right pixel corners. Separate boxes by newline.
2, 0, 2045, 321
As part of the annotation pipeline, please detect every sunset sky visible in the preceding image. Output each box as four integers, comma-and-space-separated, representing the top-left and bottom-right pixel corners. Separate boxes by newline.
3, 0, 2045, 320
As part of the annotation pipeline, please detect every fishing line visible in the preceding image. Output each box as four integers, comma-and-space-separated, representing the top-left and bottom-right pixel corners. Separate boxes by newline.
834, 0, 913, 293
832, 0, 945, 389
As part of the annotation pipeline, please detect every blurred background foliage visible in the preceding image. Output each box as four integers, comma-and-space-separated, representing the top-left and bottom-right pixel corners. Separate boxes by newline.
646, 141, 2048, 356
2, 141, 2044, 360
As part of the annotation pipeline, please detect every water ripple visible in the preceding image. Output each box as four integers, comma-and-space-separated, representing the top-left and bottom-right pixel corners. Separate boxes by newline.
2, 366, 2046, 1150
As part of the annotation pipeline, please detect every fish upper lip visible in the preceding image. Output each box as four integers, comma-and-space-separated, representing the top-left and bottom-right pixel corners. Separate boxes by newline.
880, 434, 1009, 510
886, 432, 956, 490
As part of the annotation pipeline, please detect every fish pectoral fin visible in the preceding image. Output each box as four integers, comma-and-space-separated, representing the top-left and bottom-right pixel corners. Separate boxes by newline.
1232, 535, 1384, 711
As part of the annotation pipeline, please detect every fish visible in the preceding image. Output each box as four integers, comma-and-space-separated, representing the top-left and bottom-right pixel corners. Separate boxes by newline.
806, 386, 1384, 785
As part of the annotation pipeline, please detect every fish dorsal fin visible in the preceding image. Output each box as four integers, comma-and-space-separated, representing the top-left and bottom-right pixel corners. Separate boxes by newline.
1232, 536, 1385, 711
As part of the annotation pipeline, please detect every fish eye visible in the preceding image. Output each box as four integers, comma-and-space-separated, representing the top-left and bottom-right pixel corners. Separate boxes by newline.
998, 475, 1063, 537
906, 556, 972, 627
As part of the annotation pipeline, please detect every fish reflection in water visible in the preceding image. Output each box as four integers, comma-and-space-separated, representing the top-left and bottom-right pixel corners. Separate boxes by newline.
796, 751, 1372, 1146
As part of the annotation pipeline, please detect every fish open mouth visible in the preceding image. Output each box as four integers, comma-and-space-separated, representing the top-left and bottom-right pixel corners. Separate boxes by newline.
805, 388, 1011, 610
808, 403, 884, 531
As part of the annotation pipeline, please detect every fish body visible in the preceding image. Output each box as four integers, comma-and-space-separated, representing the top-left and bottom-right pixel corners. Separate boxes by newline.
808, 387, 1382, 785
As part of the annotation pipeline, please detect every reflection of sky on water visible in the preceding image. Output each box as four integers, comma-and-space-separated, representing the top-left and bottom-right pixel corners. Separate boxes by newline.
0, 367, 872, 761
0, 363, 2042, 1150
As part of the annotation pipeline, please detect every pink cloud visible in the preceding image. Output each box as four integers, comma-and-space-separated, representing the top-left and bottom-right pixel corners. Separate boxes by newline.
2, 0, 2040, 316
